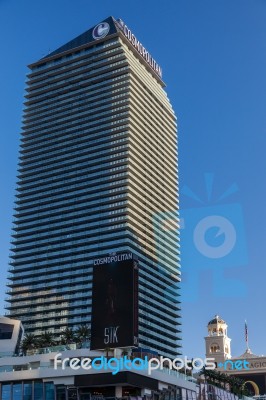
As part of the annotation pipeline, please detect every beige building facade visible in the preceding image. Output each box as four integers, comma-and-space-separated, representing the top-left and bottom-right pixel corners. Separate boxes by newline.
205, 315, 266, 396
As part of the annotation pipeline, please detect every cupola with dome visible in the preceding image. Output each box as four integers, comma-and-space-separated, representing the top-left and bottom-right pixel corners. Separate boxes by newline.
205, 314, 232, 362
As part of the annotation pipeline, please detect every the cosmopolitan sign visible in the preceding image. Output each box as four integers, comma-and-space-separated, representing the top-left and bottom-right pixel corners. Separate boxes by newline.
93, 252, 133, 266
116, 19, 162, 79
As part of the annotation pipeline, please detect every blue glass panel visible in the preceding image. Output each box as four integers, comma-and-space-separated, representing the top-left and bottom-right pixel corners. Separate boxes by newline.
13, 384, 22, 400
34, 383, 43, 400
23, 383, 32, 400
2, 384, 11, 400
44, 383, 54, 400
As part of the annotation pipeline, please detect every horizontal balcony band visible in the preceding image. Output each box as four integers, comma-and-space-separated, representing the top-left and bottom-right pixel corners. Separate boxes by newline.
24, 72, 130, 120
25, 58, 129, 99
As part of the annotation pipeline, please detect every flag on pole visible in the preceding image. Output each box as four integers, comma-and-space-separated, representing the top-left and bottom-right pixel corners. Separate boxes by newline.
245, 320, 249, 349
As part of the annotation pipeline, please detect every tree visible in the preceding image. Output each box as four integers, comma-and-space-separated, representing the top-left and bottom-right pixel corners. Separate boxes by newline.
199, 366, 249, 397
38, 331, 56, 348
60, 327, 76, 345
199, 367, 227, 388
105, 347, 111, 358
21, 333, 37, 355
76, 325, 91, 347
219, 372, 229, 389
121, 350, 128, 357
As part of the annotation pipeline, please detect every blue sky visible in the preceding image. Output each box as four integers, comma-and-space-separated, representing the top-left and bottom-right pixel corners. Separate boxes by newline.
1, 0, 265, 358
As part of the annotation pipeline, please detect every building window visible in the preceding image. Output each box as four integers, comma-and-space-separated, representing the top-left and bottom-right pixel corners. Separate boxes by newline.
2, 384, 11, 400
210, 343, 220, 353
44, 383, 54, 400
23, 383, 32, 400
13, 384, 22, 400
34, 382, 43, 400
0, 323, 14, 339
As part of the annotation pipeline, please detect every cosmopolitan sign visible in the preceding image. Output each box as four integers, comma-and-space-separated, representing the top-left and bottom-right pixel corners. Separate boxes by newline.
116, 19, 162, 79
93, 252, 133, 266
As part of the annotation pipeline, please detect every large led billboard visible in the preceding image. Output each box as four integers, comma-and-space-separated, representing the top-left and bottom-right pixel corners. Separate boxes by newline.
90, 253, 138, 350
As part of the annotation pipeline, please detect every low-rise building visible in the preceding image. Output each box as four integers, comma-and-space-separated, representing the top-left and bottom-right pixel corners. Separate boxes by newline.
0, 316, 24, 357
205, 315, 266, 396
0, 347, 197, 399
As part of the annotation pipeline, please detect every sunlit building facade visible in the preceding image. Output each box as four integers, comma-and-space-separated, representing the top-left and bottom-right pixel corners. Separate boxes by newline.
6, 17, 181, 358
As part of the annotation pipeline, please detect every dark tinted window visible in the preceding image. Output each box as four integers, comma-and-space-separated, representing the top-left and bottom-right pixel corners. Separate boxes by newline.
0, 323, 14, 339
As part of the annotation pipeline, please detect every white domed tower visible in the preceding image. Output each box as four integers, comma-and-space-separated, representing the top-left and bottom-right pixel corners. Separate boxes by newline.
205, 315, 231, 363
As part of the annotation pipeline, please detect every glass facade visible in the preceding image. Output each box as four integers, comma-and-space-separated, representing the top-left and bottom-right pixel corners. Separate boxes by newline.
1, 382, 54, 400
7, 17, 181, 358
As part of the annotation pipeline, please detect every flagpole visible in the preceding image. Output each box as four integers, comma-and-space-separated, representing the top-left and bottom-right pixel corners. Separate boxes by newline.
245, 320, 249, 351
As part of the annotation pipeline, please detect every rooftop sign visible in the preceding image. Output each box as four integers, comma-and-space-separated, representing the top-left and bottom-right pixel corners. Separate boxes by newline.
92, 22, 110, 40
116, 18, 162, 79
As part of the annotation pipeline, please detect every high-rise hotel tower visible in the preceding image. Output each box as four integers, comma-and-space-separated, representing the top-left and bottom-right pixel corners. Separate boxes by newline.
7, 17, 181, 358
